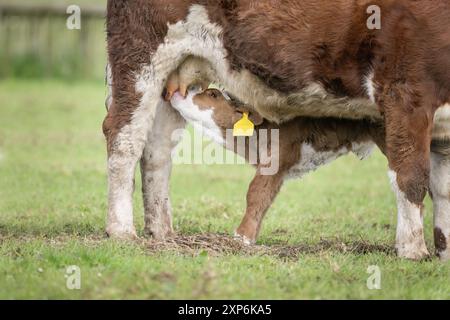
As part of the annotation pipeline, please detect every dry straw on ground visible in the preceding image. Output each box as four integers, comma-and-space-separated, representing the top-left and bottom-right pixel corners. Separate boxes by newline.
0, 232, 394, 260
146, 233, 394, 259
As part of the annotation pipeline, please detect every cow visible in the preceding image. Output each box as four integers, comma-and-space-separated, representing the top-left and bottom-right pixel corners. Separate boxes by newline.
104, 0, 450, 260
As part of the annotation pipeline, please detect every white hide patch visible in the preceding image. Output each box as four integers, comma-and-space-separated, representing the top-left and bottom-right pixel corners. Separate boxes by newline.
364, 71, 376, 103
285, 142, 374, 180
286, 144, 350, 180
170, 90, 225, 145
105, 63, 113, 111
388, 170, 429, 259
352, 142, 375, 160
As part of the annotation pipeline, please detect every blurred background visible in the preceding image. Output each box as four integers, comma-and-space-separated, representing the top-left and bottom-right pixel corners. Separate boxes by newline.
0, 0, 106, 80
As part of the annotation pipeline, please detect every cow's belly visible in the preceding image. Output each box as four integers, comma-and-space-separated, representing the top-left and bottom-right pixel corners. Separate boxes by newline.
220, 75, 382, 124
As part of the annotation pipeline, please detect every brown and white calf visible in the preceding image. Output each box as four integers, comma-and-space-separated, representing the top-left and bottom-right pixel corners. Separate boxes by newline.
170, 88, 383, 245
104, 0, 450, 260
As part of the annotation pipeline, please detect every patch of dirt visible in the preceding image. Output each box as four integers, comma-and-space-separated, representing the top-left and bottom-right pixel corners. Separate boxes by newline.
0, 232, 394, 260
146, 233, 394, 259
147, 233, 254, 256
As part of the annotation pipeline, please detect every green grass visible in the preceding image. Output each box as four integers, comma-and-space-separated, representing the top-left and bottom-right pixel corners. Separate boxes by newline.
0, 79, 449, 300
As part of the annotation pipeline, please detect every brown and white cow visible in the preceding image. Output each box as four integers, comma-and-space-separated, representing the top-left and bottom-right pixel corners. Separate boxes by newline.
104, 0, 450, 260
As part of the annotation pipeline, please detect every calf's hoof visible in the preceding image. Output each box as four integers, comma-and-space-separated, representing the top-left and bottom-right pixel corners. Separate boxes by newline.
234, 232, 256, 246
106, 224, 138, 240
396, 241, 430, 261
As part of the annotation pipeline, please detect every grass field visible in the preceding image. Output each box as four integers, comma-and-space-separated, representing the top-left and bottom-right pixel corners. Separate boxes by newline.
0, 79, 449, 299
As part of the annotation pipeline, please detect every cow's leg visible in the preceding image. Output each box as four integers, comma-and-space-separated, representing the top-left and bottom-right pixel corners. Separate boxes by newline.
380, 84, 433, 260
430, 140, 450, 261
235, 172, 284, 245
104, 114, 145, 239
141, 101, 186, 239
103, 70, 167, 239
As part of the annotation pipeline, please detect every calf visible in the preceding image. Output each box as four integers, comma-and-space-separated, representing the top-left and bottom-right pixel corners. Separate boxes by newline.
169, 87, 450, 260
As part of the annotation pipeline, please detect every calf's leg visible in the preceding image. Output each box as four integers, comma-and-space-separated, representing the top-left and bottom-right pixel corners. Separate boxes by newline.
140, 101, 186, 239
235, 172, 284, 245
430, 140, 450, 261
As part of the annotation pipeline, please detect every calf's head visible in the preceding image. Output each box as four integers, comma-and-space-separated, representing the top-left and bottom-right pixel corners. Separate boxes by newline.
170, 88, 263, 144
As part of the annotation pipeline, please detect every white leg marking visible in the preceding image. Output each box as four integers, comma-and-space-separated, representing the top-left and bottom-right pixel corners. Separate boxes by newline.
430, 151, 450, 261
233, 232, 255, 246
388, 170, 430, 260
107, 154, 138, 238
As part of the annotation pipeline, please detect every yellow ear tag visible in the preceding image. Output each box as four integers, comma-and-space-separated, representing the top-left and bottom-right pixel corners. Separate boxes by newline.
233, 112, 255, 137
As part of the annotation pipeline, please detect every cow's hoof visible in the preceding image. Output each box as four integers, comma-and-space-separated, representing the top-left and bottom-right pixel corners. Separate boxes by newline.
106, 224, 138, 240
437, 250, 450, 262
144, 226, 174, 240
234, 232, 256, 246
396, 242, 430, 261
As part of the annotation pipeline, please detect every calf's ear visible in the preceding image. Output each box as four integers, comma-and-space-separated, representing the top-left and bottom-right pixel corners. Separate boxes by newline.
235, 106, 264, 126
248, 111, 264, 126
